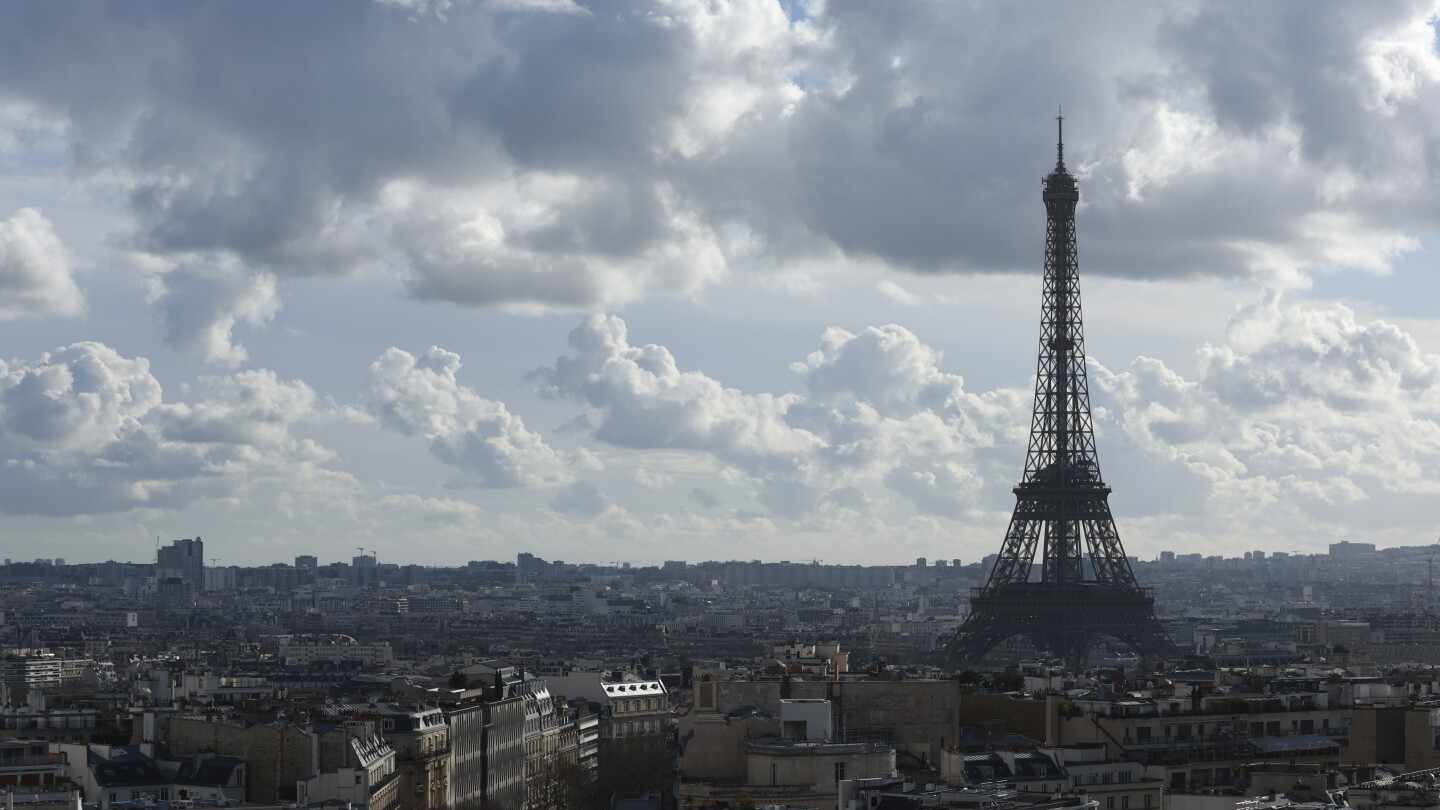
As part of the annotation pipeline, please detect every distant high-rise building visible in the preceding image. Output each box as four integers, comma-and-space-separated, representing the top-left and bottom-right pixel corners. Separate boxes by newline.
157, 537, 204, 591
295, 555, 318, 569
1329, 541, 1376, 557
352, 553, 378, 587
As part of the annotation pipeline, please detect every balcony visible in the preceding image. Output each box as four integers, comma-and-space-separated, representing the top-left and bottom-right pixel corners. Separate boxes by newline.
743, 738, 893, 756
0, 754, 63, 769
1124, 727, 1348, 750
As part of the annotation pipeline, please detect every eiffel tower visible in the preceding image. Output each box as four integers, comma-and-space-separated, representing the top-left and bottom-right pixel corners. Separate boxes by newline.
946, 115, 1176, 668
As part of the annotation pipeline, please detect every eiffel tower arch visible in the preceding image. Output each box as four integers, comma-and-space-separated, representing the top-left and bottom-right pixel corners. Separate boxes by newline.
946, 116, 1178, 668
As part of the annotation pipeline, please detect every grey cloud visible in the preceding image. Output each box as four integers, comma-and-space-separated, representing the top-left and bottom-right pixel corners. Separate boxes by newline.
3, 0, 1435, 341
756, 477, 821, 520
550, 480, 609, 518
688, 486, 721, 509
0, 0, 1436, 550
152, 263, 280, 367
883, 462, 980, 519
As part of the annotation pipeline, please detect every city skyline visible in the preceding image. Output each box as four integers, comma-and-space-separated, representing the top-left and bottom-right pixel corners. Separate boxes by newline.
1, 2, 1439, 566
0, 537, 1409, 571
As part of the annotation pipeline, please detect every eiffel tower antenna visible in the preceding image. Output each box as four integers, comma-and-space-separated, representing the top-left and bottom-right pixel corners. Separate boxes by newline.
945, 116, 1176, 668
1056, 107, 1065, 170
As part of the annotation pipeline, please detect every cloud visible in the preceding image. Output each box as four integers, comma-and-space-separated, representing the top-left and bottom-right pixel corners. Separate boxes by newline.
366, 346, 570, 487
158, 369, 318, 447
787, 323, 1026, 512
0, 342, 329, 516
0, 208, 84, 320
632, 467, 674, 488
0, 342, 161, 456
1093, 293, 1440, 540
550, 480, 609, 518
876, 280, 922, 307
381, 178, 726, 311
539, 314, 1025, 519
376, 493, 483, 525
149, 262, 280, 367
530, 295, 1440, 551
688, 486, 721, 509
3, 1, 1438, 344
537, 314, 818, 457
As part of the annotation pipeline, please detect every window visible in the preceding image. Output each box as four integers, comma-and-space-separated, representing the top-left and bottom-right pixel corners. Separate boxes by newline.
835, 761, 846, 783
1123, 796, 1130, 809
1144, 796, 1153, 809
1107, 798, 1115, 810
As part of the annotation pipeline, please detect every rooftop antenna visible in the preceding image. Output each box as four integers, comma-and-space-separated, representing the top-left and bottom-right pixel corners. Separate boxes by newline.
1055, 106, 1065, 170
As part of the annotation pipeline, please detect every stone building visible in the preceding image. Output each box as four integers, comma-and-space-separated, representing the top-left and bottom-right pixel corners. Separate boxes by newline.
679, 698, 894, 808
296, 724, 401, 810
317, 702, 451, 810
439, 681, 526, 810
1345, 704, 1440, 772
166, 714, 312, 803
545, 669, 671, 740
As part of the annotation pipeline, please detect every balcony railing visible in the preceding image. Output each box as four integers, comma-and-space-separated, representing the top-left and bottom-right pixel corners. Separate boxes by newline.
0, 754, 63, 768
1124, 727, 1349, 748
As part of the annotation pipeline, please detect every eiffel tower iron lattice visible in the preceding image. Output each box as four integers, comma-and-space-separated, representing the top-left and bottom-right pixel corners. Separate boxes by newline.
945, 115, 1177, 667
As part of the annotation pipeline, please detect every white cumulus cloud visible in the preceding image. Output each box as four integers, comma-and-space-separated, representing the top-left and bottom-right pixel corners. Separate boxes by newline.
0, 342, 332, 516
366, 346, 571, 488
0, 208, 84, 320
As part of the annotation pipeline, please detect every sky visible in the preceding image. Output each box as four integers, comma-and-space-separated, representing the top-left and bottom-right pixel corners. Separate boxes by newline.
0, 0, 1439, 568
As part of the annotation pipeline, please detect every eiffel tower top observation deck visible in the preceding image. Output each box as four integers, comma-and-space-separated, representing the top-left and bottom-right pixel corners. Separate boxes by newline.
944, 115, 1175, 667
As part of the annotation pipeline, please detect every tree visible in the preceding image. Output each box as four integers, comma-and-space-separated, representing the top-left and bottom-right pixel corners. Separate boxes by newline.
448, 671, 468, 689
